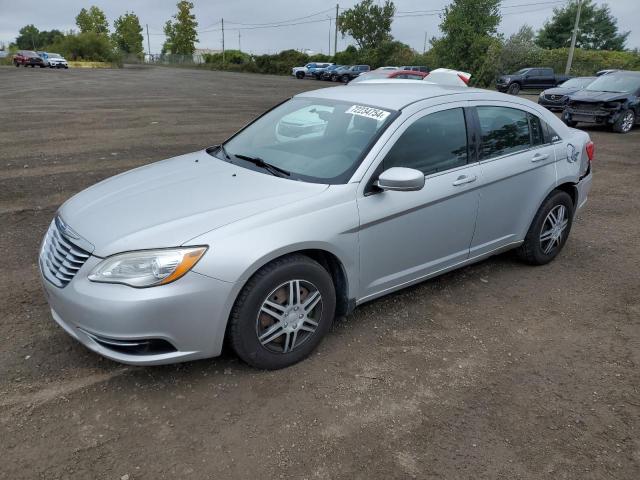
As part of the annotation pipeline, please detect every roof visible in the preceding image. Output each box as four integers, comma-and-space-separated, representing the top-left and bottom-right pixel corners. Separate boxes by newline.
296, 83, 486, 110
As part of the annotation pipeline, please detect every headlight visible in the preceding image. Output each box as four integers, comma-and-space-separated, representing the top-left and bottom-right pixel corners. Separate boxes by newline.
504, 77, 510, 83
539, 91, 544, 98
88, 246, 207, 287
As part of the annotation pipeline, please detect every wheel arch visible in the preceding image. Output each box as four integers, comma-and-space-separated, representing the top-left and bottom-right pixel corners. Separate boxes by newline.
231, 245, 354, 320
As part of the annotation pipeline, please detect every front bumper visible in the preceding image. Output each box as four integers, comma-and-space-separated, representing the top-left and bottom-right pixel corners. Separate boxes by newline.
538, 98, 567, 111
40, 255, 237, 365
563, 106, 623, 125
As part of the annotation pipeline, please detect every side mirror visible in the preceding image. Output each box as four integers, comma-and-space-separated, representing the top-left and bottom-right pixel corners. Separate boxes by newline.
377, 167, 425, 192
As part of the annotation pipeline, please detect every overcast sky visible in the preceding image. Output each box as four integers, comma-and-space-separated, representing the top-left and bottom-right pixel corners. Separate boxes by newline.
0, 0, 638, 55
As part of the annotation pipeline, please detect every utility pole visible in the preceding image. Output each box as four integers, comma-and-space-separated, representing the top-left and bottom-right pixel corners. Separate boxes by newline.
334, 3, 339, 57
565, 0, 582, 75
238, 31, 241, 52
146, 24, 151, 62
221, 18, 225, 65
327, 17, 332, 56
423, 31, 427, 54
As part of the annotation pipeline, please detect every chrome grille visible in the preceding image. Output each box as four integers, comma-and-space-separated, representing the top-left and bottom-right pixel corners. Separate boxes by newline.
545, 94, 566, 102
40, 220, 91, 288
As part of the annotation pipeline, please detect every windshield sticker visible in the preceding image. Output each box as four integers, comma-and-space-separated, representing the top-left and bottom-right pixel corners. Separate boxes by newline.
346, 105, 391, 121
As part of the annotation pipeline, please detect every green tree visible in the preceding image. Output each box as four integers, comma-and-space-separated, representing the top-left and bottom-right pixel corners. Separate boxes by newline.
162, 1, 198, 55
15, 25, 41, 49
536, 0, 629, 51
112, 12, 144, 55
76, 6, 109, 36
430, 0, 501, 81
338, 0, 395, 51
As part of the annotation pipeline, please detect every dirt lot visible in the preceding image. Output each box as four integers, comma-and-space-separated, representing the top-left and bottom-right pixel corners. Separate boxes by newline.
0, 66, 638, 479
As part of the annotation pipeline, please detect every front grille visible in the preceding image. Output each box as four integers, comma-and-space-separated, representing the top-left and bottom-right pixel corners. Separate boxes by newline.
545, 94, 566, 102
40, 220, 91, 288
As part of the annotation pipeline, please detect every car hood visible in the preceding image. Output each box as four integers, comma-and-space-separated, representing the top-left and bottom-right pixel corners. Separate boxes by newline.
59, 150, 329, 257
542, 86, 580, 96
568, 90, 631, 102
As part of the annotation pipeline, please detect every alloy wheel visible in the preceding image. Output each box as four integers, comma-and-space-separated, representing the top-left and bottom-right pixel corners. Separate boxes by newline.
622, 112, 634, 132
539, 205, 569, 255
256, 279, 323, 354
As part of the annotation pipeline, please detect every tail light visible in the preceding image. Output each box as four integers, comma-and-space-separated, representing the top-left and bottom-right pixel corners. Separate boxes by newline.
457, 73, 470, 85
585, 140, 595, 162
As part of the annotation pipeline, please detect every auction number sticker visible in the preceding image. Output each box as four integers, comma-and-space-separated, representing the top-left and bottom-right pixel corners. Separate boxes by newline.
346, 105, 391, 121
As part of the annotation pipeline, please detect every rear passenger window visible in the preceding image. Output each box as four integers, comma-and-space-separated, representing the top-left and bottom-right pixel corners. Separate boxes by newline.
384, 108, 468, 175
477, 106, 530, 160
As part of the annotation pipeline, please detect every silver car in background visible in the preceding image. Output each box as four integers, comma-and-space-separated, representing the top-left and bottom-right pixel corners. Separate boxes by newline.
39, 83, 594, 369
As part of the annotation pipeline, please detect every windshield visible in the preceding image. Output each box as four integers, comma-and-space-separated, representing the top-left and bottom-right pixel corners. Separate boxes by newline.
212, 98, 396, 184
513, 69, 529, 75
559, 77, 595, 88
49, 53, 62, 58
586, 73, 640, 93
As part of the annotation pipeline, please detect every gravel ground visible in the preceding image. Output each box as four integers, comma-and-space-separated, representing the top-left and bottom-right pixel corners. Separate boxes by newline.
0, 65, 639, 480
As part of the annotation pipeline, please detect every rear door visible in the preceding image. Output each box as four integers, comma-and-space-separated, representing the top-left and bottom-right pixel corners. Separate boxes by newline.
468, 102, 557, 256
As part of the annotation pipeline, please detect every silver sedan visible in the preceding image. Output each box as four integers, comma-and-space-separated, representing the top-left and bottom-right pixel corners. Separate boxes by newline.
39, 83, 593, 369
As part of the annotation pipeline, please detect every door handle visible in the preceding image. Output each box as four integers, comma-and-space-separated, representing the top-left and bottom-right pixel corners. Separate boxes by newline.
531, 153, 549, 163
452, 175, 477, 186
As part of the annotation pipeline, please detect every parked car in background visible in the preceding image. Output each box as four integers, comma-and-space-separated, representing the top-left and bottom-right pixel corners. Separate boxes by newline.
538, 76, 596, 111
38, 52, 69, 69
338, 65, 371, 83
399, 65, 429, 73
425, 68, 471, 87
562, 70, 640, 133
349, 69, 429, 84
40, 83, 593, 369
375, 66, 400, 71
315, 64, 342, 80
496, 68, 571, 95
322, 65, 352, 81
13, 50, 45, 68
292, 62, 333, 79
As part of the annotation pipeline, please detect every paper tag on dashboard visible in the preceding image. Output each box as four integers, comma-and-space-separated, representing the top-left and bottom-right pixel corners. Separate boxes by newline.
346, 105, 391, 121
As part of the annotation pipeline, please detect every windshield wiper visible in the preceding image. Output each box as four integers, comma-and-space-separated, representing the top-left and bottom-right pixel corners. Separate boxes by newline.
234, 154, 291, 178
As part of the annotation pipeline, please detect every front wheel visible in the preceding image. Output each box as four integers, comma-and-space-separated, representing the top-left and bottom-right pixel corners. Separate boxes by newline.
229, 254, 336, 370
507, 83, 520, 95
517, 190, 574, 265
612, 109, 635, 133
341, 75, 349, 83
295, 71, 305, 79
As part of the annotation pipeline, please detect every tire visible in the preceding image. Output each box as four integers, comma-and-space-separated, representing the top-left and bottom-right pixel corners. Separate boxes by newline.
562, 115, 578, 128
507, 83, 520, 95
612, 109, 635, 134
295, 71, 305, 79
341, 75, 349, 83
229, 254, 336, 370
330, 74, 338, 82
14, 62, 19, 67
517, 190, 574, 265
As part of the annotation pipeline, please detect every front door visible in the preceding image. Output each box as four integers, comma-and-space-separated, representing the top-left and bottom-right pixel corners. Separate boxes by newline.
356, 103, 480, 301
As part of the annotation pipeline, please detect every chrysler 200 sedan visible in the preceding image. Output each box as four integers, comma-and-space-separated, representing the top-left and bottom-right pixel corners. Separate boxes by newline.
39, 83, 594, 369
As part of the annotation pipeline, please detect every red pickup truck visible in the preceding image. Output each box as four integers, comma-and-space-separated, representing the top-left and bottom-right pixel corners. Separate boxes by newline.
13, 50, 45, 68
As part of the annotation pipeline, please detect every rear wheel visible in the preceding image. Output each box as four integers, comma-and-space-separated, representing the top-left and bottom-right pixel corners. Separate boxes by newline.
229, 254, 336, 370
330, 74, 338, 82
612, 109, 635, 133
507, 83, 521, 95
517, 190, 574, 265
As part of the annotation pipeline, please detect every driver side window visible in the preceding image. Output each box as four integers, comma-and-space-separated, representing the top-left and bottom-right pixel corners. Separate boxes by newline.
383, 108, 469, 175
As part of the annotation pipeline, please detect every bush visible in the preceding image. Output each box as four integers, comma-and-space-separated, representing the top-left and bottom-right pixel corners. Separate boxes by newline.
48, 31, 118, 62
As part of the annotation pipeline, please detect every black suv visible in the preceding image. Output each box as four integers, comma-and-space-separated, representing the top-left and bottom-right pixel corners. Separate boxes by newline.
562, 71, 640, 134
